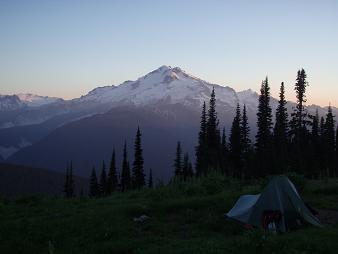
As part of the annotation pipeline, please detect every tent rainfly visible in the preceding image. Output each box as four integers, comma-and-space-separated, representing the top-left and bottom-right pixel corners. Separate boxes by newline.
226, 175, 322, 232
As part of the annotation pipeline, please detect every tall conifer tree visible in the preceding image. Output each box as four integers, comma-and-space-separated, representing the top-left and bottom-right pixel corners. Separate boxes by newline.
324, 106, 336, 176
68, 161, 74, 197
320, 117, 325, 137
99, 161, 107, 196
310, 110, 321, 177
206, 87, 220, 172
319, 116, 326, 177
293, 69, 308, 132
89, 166, 99, 197
241, 105, 251, 177
241, 105, 251, 153
187, 161, 194, 178
64, 164, 70, 198
229, 104, 242, 178
121, 141, 131, 192
132, 126, 145, 189
289, 69, 310, 174
221, 127, 229, 175
312, 110, 320, 139
273, 82, 289, 173
195, 101, 207, 176
336, 126, 338, 176
255, 77, 273, 176
174, 141, 182, 179
182, 153, 191, 182
107, 149, 118, 194
311, 109, 320, 139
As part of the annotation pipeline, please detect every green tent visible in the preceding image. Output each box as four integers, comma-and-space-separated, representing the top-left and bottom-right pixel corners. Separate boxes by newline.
226, 175, 322, 232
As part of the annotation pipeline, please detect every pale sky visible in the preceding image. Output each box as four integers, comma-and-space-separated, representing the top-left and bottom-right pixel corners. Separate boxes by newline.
0, 0, 337, 106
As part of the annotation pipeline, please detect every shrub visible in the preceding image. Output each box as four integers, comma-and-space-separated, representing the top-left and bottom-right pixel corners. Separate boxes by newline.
200, 174, 232, 195
312, 185, 338, 195
286, 172, 306, 193
15, 195, 41, 205
181, 182, 205, 196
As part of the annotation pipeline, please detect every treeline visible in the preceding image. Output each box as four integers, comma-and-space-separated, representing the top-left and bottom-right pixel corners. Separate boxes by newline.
173, 141, 194, 182
64, 126, 153, 198
64, 68, 338, 197
190, 69, 338, 179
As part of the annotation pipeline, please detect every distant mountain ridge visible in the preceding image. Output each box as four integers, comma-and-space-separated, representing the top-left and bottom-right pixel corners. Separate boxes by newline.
1, 66, 337, 175
0, 93, 63, 112
0, 95, 26, 111
17, 93, 63, 107
1, 66, 336, 128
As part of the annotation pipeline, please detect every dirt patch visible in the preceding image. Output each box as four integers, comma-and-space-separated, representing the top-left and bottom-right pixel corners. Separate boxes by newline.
317, 209, 338, 225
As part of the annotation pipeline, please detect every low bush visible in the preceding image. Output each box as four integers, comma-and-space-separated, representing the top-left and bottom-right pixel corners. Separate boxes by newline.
286, 172, 306, 193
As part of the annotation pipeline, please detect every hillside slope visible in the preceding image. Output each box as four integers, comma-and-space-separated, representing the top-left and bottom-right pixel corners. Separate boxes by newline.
0, 163, 88, 197
8, 105, 203, 180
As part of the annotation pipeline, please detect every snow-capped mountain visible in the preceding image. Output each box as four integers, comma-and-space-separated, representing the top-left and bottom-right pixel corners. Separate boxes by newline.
2, 66, 335, 129
0, 93, 63, 112
80, 65, 238, 108
17, 93, 63, 107
0, 93, 66, 129
0, 95, 26, 111
0, 66, 239, 129
1, 65, 337, 165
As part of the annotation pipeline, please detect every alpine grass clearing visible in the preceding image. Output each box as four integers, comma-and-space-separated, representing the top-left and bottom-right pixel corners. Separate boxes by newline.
1, 175, 338, 254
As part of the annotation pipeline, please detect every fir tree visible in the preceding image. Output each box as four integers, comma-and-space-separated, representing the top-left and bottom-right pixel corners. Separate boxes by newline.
187, 161, 194, 178
132, 126, 145, 189
319, 116, 326, 177
255, 77, 273, 176
148, 168, 153, 188
289, 69, 310, 174
206, 87, 221, 172
310, 109, 321, 177
195, 101, 207, 176
256, 77, 273, 149
336, 126, 338, 176
294, 69, 308, 131
312, 110, 320, 139
320, 117, 325, 137
229, 104, 242, 178
99, 161, 107, 196
68, 161, 74, 197
107, 149, 118, 194
182, 153, 191, 181
273, 82, 289, 174
221, 127, 229, 175
216, 121, 222, 171
64, 164, 69, 198
241, 105, 251, 153
121, 141, 131, 192
89, 166, 99, 197
174, 141, 182, 180
324, 106, 336, 176
241, 105, 251, 177
207, 88, 217, 144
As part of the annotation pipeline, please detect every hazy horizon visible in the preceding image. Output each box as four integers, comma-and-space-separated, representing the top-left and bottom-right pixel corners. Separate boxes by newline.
1, 0, 337, 107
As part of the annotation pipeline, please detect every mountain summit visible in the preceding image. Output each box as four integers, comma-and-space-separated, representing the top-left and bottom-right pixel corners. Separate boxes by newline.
80, 65, 238, 108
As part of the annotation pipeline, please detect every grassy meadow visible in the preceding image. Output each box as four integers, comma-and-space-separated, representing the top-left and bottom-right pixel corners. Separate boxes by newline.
1, 175, 338, 254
